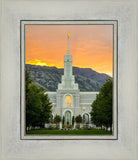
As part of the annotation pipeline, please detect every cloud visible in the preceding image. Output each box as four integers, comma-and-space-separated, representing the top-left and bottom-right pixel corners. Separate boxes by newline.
25, 25, 113, 75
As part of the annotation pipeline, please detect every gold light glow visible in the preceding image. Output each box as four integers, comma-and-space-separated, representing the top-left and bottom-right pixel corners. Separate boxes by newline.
25, 25, 113, 77
65, 95, 71, 107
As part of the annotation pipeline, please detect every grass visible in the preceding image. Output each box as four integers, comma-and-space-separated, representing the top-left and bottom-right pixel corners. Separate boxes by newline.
26, 128, 112, 135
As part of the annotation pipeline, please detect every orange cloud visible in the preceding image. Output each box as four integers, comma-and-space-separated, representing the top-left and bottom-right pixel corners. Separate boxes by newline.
25, 25, 113, 77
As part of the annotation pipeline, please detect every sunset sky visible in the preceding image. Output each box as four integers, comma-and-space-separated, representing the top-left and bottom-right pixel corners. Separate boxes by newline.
25, 25, 113, 76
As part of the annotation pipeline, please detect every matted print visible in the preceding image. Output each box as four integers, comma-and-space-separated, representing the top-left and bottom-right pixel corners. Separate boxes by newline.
21, 20, 118, 140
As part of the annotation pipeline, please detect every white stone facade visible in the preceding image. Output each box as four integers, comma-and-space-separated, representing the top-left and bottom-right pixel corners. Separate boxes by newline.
45, 36, 99, 125
47, 91, 98, 124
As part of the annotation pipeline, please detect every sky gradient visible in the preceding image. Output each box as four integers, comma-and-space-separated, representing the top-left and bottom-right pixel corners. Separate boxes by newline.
25, 25, 113, 76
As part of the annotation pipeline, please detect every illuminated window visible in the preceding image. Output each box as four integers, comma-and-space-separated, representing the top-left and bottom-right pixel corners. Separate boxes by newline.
65, 95, 71, 107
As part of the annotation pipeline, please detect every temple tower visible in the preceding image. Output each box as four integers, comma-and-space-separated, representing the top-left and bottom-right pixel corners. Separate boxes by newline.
58, 33, 78, 90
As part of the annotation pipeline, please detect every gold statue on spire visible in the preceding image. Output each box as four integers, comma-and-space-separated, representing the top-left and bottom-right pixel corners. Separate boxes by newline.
67, 32, 69, 39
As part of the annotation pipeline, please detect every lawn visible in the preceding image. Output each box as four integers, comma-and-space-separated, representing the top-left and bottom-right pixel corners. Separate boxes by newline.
26, 129, 112, 135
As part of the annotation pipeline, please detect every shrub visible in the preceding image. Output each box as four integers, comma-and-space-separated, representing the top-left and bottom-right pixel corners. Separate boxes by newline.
75, 115, 82, 123
76, 124, 80, 129
54, 115, 61, 124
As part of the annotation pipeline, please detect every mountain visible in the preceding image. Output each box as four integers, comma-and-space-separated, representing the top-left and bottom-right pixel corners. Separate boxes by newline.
25, 64, 111, 91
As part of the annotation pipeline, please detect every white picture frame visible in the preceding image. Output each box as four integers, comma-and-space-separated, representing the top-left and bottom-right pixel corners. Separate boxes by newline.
0, 0, 137, 159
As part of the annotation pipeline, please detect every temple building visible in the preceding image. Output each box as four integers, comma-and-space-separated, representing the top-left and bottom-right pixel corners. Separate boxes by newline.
46, 33, 98, 126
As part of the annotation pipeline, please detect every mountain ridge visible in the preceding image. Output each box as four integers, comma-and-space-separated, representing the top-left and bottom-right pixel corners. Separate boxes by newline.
25, 64, 111, 91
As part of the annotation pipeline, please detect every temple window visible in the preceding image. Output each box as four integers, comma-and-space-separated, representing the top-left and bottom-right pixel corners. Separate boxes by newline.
65, 95, 71, 107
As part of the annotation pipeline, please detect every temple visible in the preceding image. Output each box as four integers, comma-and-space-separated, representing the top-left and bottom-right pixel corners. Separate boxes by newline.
46, 33, 98, 126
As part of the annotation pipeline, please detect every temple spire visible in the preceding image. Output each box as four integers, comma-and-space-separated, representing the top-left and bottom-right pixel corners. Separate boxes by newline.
67, 32, 70, 54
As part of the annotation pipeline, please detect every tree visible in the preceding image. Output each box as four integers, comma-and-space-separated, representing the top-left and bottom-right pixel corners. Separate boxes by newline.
62, 116, 65, 125
49, 113, 54, 123
38, 88, 53, 126
54, 115, 61, 124
26, 70, 52, 128
90, 79, 112, 131
75, 115, 82, 124
72, 116, 75, 126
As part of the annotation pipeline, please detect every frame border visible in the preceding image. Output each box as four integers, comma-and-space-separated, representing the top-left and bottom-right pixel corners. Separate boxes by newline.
20, 20, 118, 140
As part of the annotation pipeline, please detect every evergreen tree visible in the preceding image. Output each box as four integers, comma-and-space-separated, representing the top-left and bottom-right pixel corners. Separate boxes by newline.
62, 116, 65, 125
75, 115, 82, 124
25, 70, 52, 128
72, 116, 75, 126
91, 79, 112, 130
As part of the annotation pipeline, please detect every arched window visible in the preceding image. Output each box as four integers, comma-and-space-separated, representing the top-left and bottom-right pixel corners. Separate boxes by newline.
65, 111, 71, 125
65, 95, 71, 107
83, 113, 89, 124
